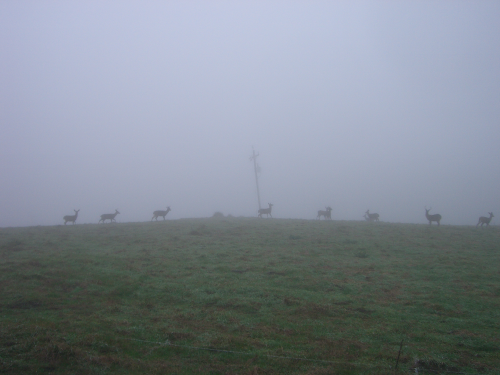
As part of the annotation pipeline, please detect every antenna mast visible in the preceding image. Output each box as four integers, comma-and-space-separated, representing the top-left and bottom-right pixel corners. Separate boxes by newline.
249, 147, 262, 210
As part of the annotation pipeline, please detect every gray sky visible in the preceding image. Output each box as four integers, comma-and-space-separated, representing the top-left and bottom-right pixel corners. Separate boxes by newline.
1, 1, 499, 227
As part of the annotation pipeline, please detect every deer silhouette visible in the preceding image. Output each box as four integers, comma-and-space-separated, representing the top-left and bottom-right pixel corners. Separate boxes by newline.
258, 203, 273, 218
317, 207, 332, 220
476, 212, 494, 227
63, 209, 80, 225
425, 207, 441, 226
99, 209, 120, 223
152, 207, 171, 221
364, 210, 379, 222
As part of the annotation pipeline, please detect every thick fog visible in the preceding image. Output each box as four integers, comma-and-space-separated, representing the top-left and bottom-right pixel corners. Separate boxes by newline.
1, 2, 499, 227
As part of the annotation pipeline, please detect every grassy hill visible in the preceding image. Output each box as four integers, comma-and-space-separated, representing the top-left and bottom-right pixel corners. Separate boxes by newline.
1, 218, 499, 374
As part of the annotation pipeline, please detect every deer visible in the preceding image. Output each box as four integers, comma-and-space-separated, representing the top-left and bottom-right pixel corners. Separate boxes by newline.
99, 209, 120, 223
476, 212, 494, 227
425, 207, 441, 226
258, 203, 273, 218
152, 206, 171, 221
63, 209, 80, 225
317, 206, 332, 220
364, 210, 379, 222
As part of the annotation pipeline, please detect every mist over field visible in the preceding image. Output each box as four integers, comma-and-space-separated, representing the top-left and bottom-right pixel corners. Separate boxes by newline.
1, 2, 499, 227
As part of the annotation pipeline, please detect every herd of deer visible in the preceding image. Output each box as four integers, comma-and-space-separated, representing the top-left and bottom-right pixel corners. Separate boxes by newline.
63, 207, 172, 225
62, 205, 494, 227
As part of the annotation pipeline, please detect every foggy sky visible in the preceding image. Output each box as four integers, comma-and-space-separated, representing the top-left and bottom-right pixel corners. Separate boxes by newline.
1, 1, 499, 227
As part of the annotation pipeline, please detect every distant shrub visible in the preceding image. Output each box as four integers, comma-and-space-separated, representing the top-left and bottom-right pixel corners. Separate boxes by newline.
212, 212, 224, 218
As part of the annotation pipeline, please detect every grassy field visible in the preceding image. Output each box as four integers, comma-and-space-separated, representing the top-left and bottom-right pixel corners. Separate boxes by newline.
0, 218, 499, 374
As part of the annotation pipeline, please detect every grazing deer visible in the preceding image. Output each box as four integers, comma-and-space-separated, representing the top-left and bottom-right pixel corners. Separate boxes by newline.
258, 203, 273, 218
425, 207, 441, 226
477, 212, 494, 227
364, 210, 379, 222
317, 206, 332, 220
63, 209, 80, 225
152, 206, 171, 221
99, 209, 120, 223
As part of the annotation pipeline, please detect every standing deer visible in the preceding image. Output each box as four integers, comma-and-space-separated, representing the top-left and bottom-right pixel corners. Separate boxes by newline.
317, 206, 332, 220
152, 206, 171, 221
364, 210, 379, 222
476, 212, 494, 227
63, 209, 80, 225
425, 207, 441, 226
99, 209, 120, 223
258, 203, 273, 218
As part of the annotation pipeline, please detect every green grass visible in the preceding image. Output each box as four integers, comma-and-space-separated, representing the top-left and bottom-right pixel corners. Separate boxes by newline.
1, 218, 499, 374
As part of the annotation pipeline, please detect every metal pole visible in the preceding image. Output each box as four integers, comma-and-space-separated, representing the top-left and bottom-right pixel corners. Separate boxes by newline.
250, 147, 262, 210
395, 338, 403, 373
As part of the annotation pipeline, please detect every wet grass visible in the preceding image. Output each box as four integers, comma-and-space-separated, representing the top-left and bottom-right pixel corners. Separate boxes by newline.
0, 218, 499, 374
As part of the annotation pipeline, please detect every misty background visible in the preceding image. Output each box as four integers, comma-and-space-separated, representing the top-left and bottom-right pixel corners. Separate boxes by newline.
1, 1, 499, 227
